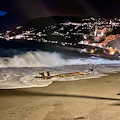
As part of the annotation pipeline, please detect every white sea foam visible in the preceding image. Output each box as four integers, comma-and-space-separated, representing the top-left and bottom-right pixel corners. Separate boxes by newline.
0, 50, 120, 89
0, 50, 120, 68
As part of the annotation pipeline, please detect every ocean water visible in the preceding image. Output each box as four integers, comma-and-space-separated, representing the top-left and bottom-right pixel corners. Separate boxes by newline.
0, 49, 120, 89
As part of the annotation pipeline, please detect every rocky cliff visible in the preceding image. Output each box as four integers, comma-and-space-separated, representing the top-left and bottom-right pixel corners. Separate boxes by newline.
102, 34, 120, 50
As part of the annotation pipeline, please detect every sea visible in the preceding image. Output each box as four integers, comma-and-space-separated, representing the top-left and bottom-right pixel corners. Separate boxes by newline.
0, 48, 120, 89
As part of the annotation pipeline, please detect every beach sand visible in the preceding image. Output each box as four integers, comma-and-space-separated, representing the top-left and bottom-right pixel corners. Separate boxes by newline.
0, 73, 120, 120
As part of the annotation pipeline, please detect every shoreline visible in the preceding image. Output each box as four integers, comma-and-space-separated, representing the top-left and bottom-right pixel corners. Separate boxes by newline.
0, 72, 120, 120
0, 65, 120, 89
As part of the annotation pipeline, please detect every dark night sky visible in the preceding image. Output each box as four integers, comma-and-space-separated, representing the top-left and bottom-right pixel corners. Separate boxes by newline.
0, 0, 120, 32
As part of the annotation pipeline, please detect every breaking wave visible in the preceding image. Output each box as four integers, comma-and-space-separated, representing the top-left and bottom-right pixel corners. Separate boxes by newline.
0, 50, 120, 89
0, 50, 120, 68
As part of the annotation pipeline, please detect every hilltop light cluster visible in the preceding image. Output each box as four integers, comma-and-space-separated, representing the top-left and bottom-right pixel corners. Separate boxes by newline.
1, 17, 120, 56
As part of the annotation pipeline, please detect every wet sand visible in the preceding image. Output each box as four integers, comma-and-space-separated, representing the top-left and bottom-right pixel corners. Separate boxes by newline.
0, 73, 120, 120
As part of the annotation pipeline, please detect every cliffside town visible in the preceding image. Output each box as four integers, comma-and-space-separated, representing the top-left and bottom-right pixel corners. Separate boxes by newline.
0, 16, 120, 58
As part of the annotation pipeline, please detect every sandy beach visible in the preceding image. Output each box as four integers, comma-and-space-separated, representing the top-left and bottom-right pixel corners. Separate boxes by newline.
0, 73, 120, 120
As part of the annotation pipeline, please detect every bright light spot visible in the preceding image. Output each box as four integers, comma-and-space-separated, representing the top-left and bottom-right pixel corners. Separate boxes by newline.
90, 49, 95, 53
109, 48, 116, 55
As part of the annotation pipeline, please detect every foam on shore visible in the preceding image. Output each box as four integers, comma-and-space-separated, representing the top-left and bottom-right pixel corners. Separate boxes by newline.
0, 64, 120, 89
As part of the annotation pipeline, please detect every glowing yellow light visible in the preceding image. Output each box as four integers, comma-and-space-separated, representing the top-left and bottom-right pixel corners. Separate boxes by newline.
109, 48, 116, 55
91, 49, 94, 53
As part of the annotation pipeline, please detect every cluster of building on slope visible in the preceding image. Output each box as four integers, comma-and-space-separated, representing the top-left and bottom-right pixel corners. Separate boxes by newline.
1, 17, 120, 55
